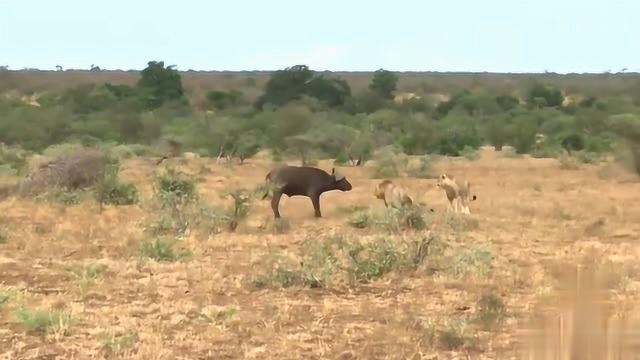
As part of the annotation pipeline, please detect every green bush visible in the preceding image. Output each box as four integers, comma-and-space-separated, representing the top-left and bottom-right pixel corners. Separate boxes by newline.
95, 162, 139, 208
510, 114, 538, 154
371, 145, 407, 178
429, 111, 482, 156
406, 155, 437, 179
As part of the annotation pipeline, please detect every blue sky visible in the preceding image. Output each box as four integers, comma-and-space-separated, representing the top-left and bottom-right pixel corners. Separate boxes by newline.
1, 0, 638, 73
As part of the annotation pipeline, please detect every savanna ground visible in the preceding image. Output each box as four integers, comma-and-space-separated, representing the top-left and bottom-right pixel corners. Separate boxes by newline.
1, 147, 640, 359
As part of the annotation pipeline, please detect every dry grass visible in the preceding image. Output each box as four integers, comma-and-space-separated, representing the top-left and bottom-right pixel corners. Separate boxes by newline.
0, 147, 639, 359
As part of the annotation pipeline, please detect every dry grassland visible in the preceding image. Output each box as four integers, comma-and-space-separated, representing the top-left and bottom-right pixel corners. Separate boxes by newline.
1, 147, 640, 359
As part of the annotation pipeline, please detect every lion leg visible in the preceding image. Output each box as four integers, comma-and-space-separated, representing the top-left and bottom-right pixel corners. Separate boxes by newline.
445, 200, 453, 213
463, 198, 471, 214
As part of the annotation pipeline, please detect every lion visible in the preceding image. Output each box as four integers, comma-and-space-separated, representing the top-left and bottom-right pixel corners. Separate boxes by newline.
436, 173, 477, 214
374, 180, 413, 209
374, 180, 435, 212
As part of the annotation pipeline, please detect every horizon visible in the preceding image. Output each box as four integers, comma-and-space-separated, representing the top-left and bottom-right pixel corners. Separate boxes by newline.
1, 0, 638, 74
2, 67, 639, 76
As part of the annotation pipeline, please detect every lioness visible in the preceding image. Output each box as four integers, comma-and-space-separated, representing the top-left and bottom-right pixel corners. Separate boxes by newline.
436, 173, 477, 214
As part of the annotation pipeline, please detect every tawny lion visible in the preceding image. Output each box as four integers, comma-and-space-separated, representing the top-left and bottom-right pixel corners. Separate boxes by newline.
374, 180, 434, 212
436, 173, 477, 214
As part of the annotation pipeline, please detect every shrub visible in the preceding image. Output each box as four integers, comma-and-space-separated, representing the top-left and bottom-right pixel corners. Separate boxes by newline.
406, 155, 437, 179
371, 145, 408, 178
510, 114, 538, 154
138, 237, 190, 262
483, 115, 511, 151
20, 147, 109, 196
531, 141, 563, 159
429, 111, 482, 156
608, 113, 640, 175
476, 291, 506, 330
0, 144, 29, 174
107, 143, 150, 160
460, 145, 480, 160
253, 233, 440, 289
559, 132, 585, 155
348, 206, 429, 232
95, 161, 139, 210
14, 307, 75, 335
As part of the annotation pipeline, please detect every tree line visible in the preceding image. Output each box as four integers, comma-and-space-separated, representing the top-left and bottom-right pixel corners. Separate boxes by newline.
0, 61, 638, 173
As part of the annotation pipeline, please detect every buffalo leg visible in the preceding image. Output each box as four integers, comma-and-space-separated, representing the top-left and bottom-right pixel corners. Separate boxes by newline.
271, 191, 283, 218
310, 193, 322, 218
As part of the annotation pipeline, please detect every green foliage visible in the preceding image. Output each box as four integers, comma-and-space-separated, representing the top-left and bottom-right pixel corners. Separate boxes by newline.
136, 61, 186, 110
256, 65, 351, 109
235, 130, 262, 164
42, 189, 82, 205
156, 168, 198, 204
0, 61, 633, 166
206, 89, 244, 110
348, 205, 429, 233
14, 307, 75, 335
285, 133, 320, 165
94, 161, 139, 208
495, 94, 519, 111
256, 65, 313, 108
0, 144, 29, 174
560, 132, 586, 154
483, 115, 511, 151
476, 291, 506, 330
406, 154, 437, 179
608, 113, 640, 174
460, 145, 480, 160
369, 69, 398, 99
58, 84, 120, 114
510, 114, 539, 154
138, 237, 190, 262
371, 146, 407, 178
254, 234, 439, 289
305, 76, 352, 108
429, 110, 482, 156
224, 188, 253, 232
527, 82, 563, 108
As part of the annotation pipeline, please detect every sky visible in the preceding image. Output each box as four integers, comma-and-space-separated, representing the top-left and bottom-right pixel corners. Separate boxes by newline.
1, 0, 638, 73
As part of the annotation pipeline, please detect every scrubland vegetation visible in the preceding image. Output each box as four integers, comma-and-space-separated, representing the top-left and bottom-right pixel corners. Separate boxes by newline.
0, 62, 639, 172
0, 62, 639, 358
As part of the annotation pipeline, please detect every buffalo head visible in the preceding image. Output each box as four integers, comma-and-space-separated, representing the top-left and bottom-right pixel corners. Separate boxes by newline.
331, 167, 352, 192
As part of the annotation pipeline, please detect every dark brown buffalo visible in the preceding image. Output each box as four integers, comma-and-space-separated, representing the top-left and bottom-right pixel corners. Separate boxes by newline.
261, 165, 353, 218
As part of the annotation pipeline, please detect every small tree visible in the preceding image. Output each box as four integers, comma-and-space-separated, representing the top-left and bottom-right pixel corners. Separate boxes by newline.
527, 82, 563, 108
369, 69, 398, 100
510, 114, 539, 154
235, 131, 262, 164
495, 95, 520, 111
206, 90, 244, 110
304, 76, 352, 108
255, 65, 314, 108
136, 61, 186, 110
608, 114, 640, 174
285, 134, 320, 165
559, 132, 586, 156
347, 130, 374, 166
484, 115, 512, 151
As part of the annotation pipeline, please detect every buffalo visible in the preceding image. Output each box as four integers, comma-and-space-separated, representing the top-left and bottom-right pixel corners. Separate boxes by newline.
261, 165, 353, 218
